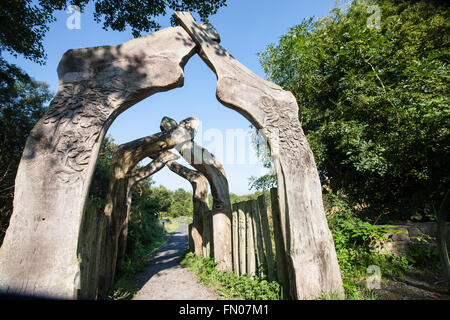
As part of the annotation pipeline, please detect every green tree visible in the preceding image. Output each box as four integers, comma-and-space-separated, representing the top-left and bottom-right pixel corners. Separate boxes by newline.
259, 0, 450, 222
169, 188, 193, 217
143, 185, 173, 215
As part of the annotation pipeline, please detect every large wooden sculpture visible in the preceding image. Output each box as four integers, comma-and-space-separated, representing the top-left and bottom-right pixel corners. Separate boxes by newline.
157, 152, 210, 256
160, 118, 232, 270
99, 117, 198, 294
115, 152, 181, 273
0, 12, 343, 299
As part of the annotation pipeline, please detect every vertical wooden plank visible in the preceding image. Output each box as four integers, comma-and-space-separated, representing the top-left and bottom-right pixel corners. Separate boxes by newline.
237, 202, 247, 276
209, 212, 214, 258
251, 199, 266, 278
258, 194, 276, 282
188, 223, 194, 252
270, 188, 290, 295
245, 201, 256, 277
232, 203, 239, 275
202, 213, 211, 258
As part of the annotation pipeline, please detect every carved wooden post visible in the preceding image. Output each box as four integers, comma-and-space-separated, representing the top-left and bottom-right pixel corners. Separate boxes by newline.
161, 153, 210, 256
160, 118, 232, 270
77, 202, 107, 299
245, 201, 256, 277
237, 203, 246, 275
99, 117, 199, 295
0, 26, 197, 299
232, 203, 239, 275
177, 141, 232, 270
270, 188, 290, 297
175, 12, 344, 299
115, 151, 180, 273
250, 200, 266, 278
257, 195, 275, 282
202, 210, 212, 258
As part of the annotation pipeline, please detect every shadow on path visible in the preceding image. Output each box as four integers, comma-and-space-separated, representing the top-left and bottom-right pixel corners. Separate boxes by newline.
133, 222, 189, 291
132, 220, 217, 300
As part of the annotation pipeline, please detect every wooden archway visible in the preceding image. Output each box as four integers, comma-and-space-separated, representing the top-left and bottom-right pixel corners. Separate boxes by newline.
0, 12, 343, 299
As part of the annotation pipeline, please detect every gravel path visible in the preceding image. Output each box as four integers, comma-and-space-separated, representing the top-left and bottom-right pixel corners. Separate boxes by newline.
132, 220, 218, 300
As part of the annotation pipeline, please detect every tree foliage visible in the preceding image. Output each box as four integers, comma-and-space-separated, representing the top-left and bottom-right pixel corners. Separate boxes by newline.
0, 0, 227, 65
259, 0, 450, 222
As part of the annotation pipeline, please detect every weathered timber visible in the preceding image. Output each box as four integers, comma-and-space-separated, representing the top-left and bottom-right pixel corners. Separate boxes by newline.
232, 203, 239, 275
245, 201, 256, 277
251, 200, 266, 278
160, 118, 232, 270
116, 151, 180, 274
257, 195, 275, 282
100, 118, 198, 296
270, 188, 290, 297
203, 211, 212, 258
162, 152, 209, 256
237, 202, 246, 276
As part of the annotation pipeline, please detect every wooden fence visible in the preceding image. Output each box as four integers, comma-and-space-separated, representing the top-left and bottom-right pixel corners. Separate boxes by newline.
187, 188, 290, 293
230, 189, 289, 290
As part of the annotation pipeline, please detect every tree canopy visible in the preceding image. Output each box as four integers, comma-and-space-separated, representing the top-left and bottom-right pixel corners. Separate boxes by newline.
0, 0, 227, 64
259, 0, 449, 222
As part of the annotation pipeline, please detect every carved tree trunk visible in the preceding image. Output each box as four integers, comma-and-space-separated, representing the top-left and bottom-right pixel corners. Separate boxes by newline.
178, 142, 232, 270
99, 118, 198, 296
175, 12, 344, 299
162, 153, 210, 256
115, 151, 180, 272
160, 118, 232, 269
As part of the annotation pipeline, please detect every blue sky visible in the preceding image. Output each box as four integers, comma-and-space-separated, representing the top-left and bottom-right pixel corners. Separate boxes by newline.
6, 0, 338, 195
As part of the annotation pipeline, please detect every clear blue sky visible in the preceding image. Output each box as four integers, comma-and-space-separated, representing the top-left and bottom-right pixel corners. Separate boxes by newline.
6, 0, 338, 195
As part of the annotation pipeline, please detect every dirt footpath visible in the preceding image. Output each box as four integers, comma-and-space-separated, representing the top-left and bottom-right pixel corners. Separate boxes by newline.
132, 220, 218, 300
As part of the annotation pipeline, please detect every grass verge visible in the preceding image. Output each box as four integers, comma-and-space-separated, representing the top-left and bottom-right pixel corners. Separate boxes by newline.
180, 252, 282, 300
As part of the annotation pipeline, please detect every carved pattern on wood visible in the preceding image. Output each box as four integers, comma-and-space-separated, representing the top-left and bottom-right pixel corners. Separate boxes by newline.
40, 80, 128, 184
260, 96, 306, 171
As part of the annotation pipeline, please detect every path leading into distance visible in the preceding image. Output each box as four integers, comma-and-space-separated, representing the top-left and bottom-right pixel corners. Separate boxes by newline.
132, 220, 218, 300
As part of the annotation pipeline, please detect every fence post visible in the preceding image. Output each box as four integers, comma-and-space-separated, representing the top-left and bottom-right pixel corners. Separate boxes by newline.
232, 203, 239, 275
238, 202, 247, 276
245, 201, 256, 277
251, 199, 266, 279
257, 194, 275, 282
188, 223, 194, 252
270, 188, 290, 296
202, 212, 212, 258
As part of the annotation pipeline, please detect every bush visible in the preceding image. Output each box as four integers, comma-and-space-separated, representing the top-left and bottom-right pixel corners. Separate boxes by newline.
180, 252, 282, 300
259, 0, 450, 222
325, 193, 411, 299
